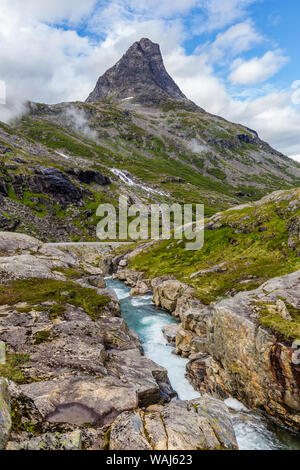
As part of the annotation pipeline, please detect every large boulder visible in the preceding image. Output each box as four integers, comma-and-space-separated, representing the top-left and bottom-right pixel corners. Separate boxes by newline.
0, 232, 42, 255
87, 275, 106, 289
109, 396, 238, 450
152, 279, 195, 313
0, 233, 84, 282
114, 269, 145, 287
175, 327, 196, 358
106, 349, 175, 406
151, 275, 177, 288
30, 167, 83, 205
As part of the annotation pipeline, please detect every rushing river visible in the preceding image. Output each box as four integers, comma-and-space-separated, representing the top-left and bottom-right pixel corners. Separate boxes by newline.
106, 278, 300, 451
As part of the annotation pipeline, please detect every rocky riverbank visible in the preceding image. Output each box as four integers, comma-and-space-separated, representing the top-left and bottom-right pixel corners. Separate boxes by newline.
112, 263, 300, 432
0, 232, 238, 450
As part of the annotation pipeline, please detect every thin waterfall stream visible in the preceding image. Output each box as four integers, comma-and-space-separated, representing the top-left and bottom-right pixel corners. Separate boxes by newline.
106, 278, 300, 451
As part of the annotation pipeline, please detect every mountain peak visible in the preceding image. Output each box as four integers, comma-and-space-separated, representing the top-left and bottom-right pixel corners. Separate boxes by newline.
86, 38, 196, 108
135, 37, 159, 50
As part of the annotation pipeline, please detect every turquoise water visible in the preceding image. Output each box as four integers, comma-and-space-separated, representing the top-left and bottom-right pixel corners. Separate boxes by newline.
106, 278, 300, 451
106, 278, 199, 400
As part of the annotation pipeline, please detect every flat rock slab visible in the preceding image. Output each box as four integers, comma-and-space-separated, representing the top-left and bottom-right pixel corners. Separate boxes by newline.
20, 376, 139, 427
109, 396, 238, 450
0, 232, 42, 255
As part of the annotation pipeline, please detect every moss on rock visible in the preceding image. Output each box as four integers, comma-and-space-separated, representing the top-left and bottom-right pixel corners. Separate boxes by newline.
0, 278, 111, 321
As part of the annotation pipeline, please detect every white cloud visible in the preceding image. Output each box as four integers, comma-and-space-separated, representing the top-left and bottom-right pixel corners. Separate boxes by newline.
197, 21, 263, 62
0, 0, 300, 159
195, 0, 258, 32
229, 50, 289, 85
220, 89, 300, 157
126, 0, 199, 17
4, 0, 98, 23
0, 81, 6, 105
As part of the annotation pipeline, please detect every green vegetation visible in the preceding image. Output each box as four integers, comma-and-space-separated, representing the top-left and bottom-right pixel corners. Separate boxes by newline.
51, 267, 88, 280
11, 408, 38, 435
130, 194, 300, 305
207, 168, 227, 181
34, 330, 51, 344
258, 302, 300, 343
19, 119, 95, 157
0, 353, 30, 383
0, 278, 111, 321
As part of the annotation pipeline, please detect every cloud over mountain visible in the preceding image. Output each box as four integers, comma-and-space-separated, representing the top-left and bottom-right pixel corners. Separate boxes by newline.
0, 0, 299, 158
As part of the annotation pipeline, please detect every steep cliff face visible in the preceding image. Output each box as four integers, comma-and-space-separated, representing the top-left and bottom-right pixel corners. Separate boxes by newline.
115, 188, 300, 430
183, 272, 300, 431
136, 271, 300, 430
86, 38, 195, 108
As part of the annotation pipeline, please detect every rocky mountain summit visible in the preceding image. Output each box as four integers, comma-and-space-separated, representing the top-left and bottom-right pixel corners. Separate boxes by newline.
86, 38, 196, 108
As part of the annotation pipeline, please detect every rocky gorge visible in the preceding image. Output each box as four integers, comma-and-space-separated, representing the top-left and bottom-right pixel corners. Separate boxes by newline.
1, 207, 300, 449
113, 268, 300, 431
112, 189, 300, 435
0, 232, 239, 450
0, 36, 300, 452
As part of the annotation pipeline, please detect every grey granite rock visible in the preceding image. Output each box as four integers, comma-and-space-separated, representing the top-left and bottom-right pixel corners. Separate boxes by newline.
109, 396, 238, 450
86, 38, 198, 109
7, 430, 82, 450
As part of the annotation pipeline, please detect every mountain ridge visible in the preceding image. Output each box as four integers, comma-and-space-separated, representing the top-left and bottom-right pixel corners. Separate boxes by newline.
86, 38, 198, 109
0, 38, 299, 241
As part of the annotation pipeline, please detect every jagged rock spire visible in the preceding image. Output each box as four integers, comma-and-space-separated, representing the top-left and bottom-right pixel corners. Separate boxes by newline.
86, 38, 196, 108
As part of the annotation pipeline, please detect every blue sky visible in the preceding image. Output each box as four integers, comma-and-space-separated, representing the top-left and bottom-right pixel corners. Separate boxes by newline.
0, 0, 299, 159
183, 0, 299, 88
251, 0, 299, 86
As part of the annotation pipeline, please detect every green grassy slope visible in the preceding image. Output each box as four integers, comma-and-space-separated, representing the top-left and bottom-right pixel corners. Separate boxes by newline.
130, 188, 300, 306
0, 100, 300, 241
